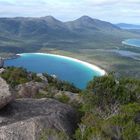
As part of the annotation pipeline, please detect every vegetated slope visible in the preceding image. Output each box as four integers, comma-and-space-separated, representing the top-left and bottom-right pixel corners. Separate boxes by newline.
126, 29, 140, 35
75, 74, 140, 140
116, 23, 140, 29
0, 16, 139, 54
0, 67, 140, 140
0, 16, 73, 39
65, 16, 120, 32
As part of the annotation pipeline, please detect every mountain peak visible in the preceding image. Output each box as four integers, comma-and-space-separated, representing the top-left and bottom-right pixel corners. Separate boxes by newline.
77, 15, 94, 22
80, 15, 92, 19
65, 15, 119, 31
40, 16, 59, 22
39, 16, 66, 30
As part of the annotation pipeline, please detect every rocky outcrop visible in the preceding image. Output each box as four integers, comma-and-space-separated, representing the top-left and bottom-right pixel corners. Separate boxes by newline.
0, 98, 78, 140
0, 68, 5, 74
36, 73, 48, 83
55, 91, 81, 103
15, 82, 46, 98
0, 77, 14, 109
0, 58, 4, 68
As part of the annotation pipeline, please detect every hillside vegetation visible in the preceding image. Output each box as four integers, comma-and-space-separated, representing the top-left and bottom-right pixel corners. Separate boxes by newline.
0, 67, 80, 93
0, 16, 139, 54
0, 67, 140, 140
75, 74, 140, 140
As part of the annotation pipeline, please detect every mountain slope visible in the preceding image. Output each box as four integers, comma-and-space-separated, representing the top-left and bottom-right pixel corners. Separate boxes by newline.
0, 16, 74, 40
116, 23, 140, 29
65, 16, 120, 32
0, 16, 139, 54
0, 16, 122, 38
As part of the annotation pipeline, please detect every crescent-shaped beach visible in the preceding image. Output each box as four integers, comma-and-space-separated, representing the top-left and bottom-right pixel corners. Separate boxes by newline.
18, 53, 106, 76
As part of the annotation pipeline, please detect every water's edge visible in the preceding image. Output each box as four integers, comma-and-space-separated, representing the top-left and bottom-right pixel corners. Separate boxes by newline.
122, 39, 140, 47
17, 53, 106, 76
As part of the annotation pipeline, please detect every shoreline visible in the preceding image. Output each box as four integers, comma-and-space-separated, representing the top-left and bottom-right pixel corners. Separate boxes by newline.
122, 39, 140, 48
17, 53, 106, 76
3, 54, 20, 61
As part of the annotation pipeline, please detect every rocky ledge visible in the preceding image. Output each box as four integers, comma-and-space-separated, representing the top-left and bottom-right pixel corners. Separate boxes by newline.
0, 77, 14, 109
0, 70, 79, 140
0, 98, 78, 140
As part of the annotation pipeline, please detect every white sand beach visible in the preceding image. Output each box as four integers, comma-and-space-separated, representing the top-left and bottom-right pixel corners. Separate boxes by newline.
18, 53, 106, 76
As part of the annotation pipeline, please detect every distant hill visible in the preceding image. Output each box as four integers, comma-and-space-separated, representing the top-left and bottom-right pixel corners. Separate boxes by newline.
0, 16, 121, 38
116, 23, 140, 29
65, 16, 120, 32
0, 16, 139, 54
0, 16, 69, 38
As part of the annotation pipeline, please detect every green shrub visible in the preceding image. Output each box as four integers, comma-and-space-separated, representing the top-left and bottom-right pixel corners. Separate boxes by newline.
43, 73, 81, 93
1, 67, 42, 87
57, 94, 70, 103
1, 67, 29, 87
74, 74, 140, 140
35, 92, 47, 99
40, 129, 69, 140
82, 74, 140, 113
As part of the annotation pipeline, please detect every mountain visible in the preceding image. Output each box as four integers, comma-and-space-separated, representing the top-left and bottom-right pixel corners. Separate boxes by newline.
0, 16, 69, 38
65, 16, 120, 32
116, 23, 140, 29
40, 16, 67, 29
0, 15, 121, 38
0, 15, 139, 55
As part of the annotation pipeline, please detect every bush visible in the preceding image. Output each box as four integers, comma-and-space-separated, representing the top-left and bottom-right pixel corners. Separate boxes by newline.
43, 73, 81, 93
40, 129, 69, 140
1, 67, 42, 87
35, 92, 47, 99
82, 74, 140, 113
57, 94, 70, 103
1, 67, 29, 87
75, 103, 140, 140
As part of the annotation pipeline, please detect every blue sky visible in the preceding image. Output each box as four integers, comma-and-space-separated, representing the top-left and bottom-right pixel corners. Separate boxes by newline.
0, 0, 140, 24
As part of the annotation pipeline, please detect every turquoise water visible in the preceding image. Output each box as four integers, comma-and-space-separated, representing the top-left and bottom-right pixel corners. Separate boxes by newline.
5, 53, 103, 89
122, 39, 140, 47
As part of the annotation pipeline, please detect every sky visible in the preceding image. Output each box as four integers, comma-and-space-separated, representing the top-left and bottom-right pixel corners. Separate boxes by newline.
0, 0, 140, 24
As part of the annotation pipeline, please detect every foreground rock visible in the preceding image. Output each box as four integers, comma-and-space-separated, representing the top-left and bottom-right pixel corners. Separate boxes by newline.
0, 77, 13, 109
0, 58, 4, 68
0, 98, 78, 140
0, 68, 5, 74
36, 73, 48, 83
15, 82, 46, 98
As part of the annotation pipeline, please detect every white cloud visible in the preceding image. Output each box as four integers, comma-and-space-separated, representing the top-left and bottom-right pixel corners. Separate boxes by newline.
0, 0, 139, 24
